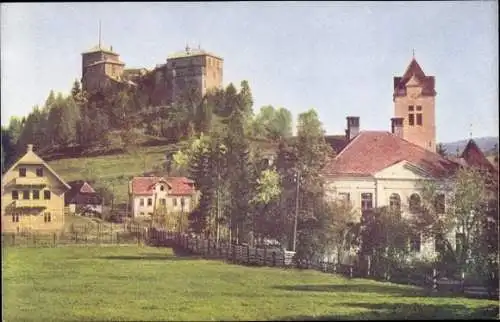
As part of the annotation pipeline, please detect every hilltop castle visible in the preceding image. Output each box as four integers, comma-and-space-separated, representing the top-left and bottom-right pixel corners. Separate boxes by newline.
81, 40, 224, 106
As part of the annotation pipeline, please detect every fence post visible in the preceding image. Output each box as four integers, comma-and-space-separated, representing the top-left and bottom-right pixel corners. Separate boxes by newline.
460, 270, 465, 293
273, 251, 276, 267
432, 268, 438, 292
349, 265, 353, 279
246, 245, 250, 265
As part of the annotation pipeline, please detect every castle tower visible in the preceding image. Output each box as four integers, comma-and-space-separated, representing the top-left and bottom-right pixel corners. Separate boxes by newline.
166, 45, 223, 102
393, 56, 437, 152
81, 24, 125, 93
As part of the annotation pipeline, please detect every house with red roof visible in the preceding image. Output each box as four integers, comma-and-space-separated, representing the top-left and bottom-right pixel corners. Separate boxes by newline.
128, 176, 197, 218
322, 116, 459, 260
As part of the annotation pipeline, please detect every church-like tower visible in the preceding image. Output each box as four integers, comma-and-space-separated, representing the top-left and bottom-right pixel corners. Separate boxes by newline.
393, 57, 437, 152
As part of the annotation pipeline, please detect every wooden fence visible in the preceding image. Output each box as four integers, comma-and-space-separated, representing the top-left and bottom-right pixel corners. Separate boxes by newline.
148, 228, 499, 299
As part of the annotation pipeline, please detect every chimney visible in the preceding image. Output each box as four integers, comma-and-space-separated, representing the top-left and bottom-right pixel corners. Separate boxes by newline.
391, 117, 404, 138
27, 144, 33, 153
346, 116, 360, 140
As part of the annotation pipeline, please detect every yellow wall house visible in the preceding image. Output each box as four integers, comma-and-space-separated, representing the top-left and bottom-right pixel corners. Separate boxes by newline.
1, 144, 71, 233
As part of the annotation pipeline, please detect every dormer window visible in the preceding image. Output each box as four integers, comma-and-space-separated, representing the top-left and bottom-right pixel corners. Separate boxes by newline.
19, 168, 27, 177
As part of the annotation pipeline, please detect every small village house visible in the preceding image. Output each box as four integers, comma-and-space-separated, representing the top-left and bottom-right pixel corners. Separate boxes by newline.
65, 180, 103, 216
128, 176, 197, 219
1, 144, 71, 233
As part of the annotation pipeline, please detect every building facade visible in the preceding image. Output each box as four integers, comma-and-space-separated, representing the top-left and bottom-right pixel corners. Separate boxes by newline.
81, 43, 223, 107
1, 145, 71, 232
128, 176, 197, 218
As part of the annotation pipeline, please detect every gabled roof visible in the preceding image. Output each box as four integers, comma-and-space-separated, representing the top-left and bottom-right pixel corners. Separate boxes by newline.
1, 146, 71, 190
393, 57, 436, 97
82, 45, 119, 55
460, 139, 498, 173
130, 176, 196, 196
65, 181, 102, 205
323, 131, 457, 178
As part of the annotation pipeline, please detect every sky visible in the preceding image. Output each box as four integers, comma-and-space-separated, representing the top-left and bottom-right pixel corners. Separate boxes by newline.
1, 1, 498, 143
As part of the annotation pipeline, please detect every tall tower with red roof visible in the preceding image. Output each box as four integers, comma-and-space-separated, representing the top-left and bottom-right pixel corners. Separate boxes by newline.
393, 56, 437, 153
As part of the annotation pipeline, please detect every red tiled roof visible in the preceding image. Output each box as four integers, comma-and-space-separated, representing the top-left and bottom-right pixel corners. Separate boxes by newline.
393, 58, 436, 97
460, 139, 498, 173
131, 176, 195, 196
323, 131, 458, 178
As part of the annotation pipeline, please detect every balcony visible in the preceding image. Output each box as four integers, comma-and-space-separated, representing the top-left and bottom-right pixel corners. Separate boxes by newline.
11, 199, 49, 209
14, 177, 49, 187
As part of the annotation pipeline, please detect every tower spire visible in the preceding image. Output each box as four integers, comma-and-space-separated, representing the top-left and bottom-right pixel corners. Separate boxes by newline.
98, 20, 102, 48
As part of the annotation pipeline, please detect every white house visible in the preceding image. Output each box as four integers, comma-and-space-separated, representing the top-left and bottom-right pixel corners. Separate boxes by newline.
322, 117, 459, 261
128, 176, 197, 218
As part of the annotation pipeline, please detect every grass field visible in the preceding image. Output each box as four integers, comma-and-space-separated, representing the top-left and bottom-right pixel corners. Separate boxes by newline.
48, 145, 171, 205
2, 246, 498, 321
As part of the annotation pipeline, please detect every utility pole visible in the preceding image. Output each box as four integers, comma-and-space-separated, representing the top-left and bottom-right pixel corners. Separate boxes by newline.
292, 169, 301, 252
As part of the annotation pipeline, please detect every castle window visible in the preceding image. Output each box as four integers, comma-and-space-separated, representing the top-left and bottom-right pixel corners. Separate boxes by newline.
416, 113, 423, 126
408, 114, 415, 126
19, 168, 27, 177
12, 214, 19, 222
160, 198, 166, 206
12, 190, 19, 200
160, 185, 164, 191
36, 168, 44, 177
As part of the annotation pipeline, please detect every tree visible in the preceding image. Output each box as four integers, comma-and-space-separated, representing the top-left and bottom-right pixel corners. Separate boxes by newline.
252, 105, 293, 141
293, 109, 333, 256
416, 166, 496, 279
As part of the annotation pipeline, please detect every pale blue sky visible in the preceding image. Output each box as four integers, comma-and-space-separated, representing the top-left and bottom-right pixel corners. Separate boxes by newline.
1, 2, 498, 143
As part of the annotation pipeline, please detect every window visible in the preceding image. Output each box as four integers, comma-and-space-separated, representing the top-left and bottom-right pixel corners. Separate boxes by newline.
12, 214, 19, 222
36, 168, 43, 177
140, 198, 144, 206
408, 114, 415, 126
389, 193, 401, 213
410, 233, 421, 252
408, 105, 414, 112
23, 190, 30, 200
140, 212, 145, 216
19, 168, 27, 177
147, 198, 152, 206
160, 185, 164, 191
416, 105, 422, 111
173, 198, 178, 207
181, 197, 185, 207
160, 198, 166, 206
361, 193, 373, 210
434, 194, 445, 214
148, 212, 153, 217
338, 192, 351, 205
416, 113, 423, 126
409, 193, 421, 214
44, 212, 51, 223
12, 190, 19, 200
44, 190, 51, 200
33, 190, 40, 200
